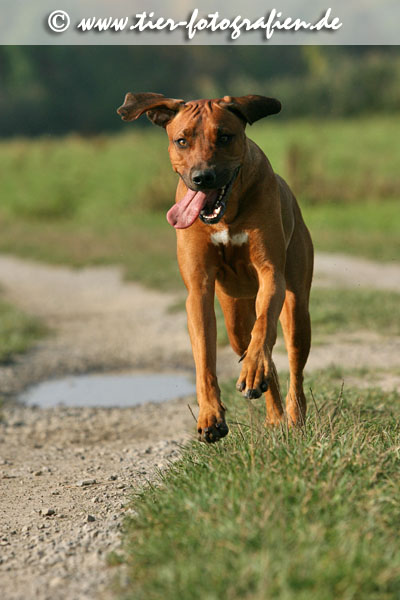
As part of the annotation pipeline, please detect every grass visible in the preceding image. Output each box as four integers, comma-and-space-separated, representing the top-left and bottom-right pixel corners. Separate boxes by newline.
310, 288, 400, 339
0, 298, 47, 363
117, 370, 400, 600
0, 117, 399, 290
303, 200, 400, 264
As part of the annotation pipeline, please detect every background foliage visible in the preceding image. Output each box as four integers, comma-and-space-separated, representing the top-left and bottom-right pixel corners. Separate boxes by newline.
1, 46, 400, 137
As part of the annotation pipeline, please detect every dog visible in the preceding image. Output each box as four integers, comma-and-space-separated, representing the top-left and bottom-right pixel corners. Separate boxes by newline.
117, 93, 313, 443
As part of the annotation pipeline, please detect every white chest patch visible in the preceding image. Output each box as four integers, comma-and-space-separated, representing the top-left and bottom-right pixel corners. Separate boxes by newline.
231, 232, 249, 246
211, 229, 249, 247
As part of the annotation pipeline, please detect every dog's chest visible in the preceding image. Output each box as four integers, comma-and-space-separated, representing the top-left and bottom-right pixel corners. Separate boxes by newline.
211, 228, 258, 298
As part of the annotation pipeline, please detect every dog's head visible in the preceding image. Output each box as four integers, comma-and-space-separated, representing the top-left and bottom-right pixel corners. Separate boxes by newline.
117, 93, 281, 228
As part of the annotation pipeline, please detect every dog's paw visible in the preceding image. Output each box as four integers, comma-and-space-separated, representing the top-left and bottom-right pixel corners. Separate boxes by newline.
197, 409, 228, 443
236, 351, 270, 399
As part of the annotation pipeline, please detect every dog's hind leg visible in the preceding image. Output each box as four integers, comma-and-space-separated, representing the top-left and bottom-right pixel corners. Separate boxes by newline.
216, 286, 284, 425
280, 217, 313, 426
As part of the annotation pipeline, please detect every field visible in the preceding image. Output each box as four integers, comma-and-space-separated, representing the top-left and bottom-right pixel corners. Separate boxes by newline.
0, 117, 399, 293
2, 116, 398, 360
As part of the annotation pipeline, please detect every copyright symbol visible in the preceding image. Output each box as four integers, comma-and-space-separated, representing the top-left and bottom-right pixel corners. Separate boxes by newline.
48, 10, 70, 33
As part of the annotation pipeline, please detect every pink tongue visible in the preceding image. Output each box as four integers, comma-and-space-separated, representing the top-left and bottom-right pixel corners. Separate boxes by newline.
166, 189, 217, 229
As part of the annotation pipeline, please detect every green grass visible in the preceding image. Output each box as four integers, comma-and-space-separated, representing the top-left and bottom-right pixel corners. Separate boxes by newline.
117, 370, 400, 600
303, 200, 400, 263
252, 116, 400, 199
0, 298, 47, 363
0, 117, 399, 290
310, 288, 400, 339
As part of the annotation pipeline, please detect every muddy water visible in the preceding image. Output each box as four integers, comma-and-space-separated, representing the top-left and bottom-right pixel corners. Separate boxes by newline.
19, 372, 196, 408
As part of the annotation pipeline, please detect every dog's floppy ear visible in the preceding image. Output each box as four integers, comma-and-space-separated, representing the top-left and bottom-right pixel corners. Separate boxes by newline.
219, 95, 281, 125
117, 92, 185, 128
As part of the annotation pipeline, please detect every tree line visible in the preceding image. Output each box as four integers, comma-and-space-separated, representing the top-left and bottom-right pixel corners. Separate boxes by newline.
0, 46, 399, 137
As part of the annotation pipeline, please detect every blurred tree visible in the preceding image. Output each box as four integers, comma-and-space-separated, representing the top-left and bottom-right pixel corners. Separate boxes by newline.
0, 46, 399, 137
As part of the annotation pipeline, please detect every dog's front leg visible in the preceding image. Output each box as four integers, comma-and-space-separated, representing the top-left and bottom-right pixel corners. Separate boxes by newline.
186, 279, 228, 443
237, 266, 286, 401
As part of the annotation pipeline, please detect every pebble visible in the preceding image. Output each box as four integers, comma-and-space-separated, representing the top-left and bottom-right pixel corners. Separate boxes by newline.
77, 479, 97, 487
49, 576, 64, 588
87, 515, 96, 523
41, 508, 55, 517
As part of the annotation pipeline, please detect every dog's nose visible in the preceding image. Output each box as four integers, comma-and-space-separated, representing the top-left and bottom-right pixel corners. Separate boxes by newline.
191, 169, 217, 188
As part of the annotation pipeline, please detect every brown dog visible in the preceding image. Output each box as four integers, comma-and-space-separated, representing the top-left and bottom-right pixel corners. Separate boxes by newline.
118, 93, 313, 443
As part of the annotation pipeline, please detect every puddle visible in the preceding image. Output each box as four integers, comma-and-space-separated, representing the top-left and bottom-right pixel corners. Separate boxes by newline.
19, 372, 196, 409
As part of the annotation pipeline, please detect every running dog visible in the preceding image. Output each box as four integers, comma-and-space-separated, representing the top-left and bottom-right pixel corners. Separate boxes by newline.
118, 93, 313, 442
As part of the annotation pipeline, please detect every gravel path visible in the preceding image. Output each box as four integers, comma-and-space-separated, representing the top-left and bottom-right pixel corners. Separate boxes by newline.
0, 402, 192, 600
0, 252, 399, 600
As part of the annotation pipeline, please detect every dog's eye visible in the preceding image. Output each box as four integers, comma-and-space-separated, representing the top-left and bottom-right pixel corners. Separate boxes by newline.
218, 134, 233, 145
176, 138, 188, 148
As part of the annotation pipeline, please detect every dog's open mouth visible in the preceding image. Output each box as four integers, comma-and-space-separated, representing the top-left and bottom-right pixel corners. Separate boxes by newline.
166, 168, 240, 229
199, 172, 238, 225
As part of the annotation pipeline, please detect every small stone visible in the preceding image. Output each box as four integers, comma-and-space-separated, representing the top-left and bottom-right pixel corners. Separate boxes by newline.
87, 515, 96, 522
34, 470, 43, 476
108, 475, 118, 481
77, 479, 96, 487
42, 508, 55, 517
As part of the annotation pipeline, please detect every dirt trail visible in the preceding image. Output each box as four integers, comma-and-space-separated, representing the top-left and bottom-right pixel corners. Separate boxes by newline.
0, 252, 399, 600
